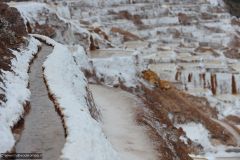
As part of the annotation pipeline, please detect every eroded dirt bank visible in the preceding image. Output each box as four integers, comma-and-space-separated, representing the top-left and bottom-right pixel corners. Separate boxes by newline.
89, 84, 158, 160
15, 45, 65, 160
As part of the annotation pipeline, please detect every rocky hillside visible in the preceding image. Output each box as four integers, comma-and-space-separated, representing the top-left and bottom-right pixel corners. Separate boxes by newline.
0, 2, 27, 105
224, 0, 240, 17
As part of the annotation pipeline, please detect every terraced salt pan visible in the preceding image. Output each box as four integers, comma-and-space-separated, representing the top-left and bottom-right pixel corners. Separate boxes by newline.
143, 51, 176, 63
208, 94, 240, 117
89, 49, 134, 58
230, 64, 240, 73
60, 0, 240, 159
123, 41, 149, 49
14, 0, 240, 159
90, 84, 157, 160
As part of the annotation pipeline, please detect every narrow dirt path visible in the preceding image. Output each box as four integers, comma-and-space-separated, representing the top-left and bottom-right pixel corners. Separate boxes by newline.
211, 118, 240, 146
191, 156, 240, 160
217, 158, 240, 160
15, 44, 65, 160
89, 84, 157, 160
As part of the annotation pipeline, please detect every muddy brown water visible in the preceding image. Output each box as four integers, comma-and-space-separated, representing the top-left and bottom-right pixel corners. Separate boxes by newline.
15, 45, 65, 160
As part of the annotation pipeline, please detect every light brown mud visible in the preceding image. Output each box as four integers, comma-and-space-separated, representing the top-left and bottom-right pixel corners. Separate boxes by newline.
89, 84, 157, 160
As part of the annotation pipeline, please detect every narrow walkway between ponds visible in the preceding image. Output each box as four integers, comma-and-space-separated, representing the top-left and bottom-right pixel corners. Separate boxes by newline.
89, 84, 157, 160
15, 44, 65, 160
211, 118, 240, 146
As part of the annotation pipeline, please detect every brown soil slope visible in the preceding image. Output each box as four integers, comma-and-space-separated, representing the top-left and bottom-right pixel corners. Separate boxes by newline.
0, 2, 27, 105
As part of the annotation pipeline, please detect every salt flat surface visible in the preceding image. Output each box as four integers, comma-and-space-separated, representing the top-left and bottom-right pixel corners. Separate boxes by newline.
90, 84, 157, 160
